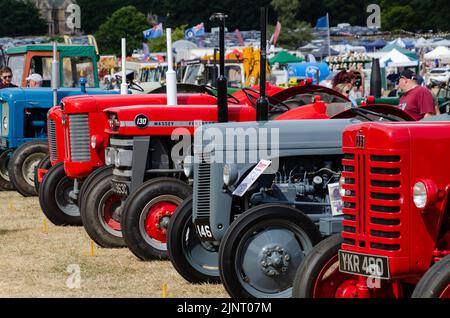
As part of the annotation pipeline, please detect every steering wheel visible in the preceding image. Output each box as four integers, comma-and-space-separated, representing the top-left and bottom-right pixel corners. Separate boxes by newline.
201, 85, 240, 104
129, 81, 145, 93
350, 107, 400, 122
241, 87, 291, 113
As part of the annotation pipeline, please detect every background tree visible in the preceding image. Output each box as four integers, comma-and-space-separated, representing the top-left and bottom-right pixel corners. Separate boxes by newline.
270, 0, 313, 49
95, 6, 149, 55
0, 0, 47, 36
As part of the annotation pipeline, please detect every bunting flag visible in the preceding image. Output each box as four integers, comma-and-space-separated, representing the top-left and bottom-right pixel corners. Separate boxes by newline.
185, 23, 205, 39
143, 23, 163, 40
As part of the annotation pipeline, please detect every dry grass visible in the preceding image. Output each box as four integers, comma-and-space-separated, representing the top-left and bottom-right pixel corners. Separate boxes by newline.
0, 192, 228, 298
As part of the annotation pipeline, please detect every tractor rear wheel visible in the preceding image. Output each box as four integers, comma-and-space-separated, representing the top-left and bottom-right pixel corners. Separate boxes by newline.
122, 178, 192, 260
219, 204, 321, 298
39, 163, 81, 226
0, 149, 14, 191
412, 254, 450, 298
80, 170, 125, 248
167, 196, 221, 284
8, 140, 48, 196
34, 154, 51, 194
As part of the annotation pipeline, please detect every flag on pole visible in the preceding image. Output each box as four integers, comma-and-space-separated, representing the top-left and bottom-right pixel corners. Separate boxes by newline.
143, 23, 163, 40
315, 15, 329, 29
185, 23, 205, 39
271, 21, 282, 46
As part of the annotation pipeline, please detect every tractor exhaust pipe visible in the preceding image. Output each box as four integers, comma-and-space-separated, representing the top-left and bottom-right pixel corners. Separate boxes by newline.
370, 58, 382, 98
211, 12, 228, 123
120, 38, 128, 95
51, 42, 60, 106
256, 7, 269, 121
166, 28, 178, 106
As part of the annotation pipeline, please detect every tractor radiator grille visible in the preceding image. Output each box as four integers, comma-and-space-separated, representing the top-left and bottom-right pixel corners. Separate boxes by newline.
69, 114, 91, 162
342, 152, 403, 252
47, 119, 58, 161
194, 153, 211, 219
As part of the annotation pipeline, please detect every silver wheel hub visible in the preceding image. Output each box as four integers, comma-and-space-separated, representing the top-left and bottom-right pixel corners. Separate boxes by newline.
260, 245, 291, 277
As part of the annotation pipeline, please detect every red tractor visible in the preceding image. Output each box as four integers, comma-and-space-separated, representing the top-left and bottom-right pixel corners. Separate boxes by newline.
39, 93, 218, 225
293, 119, 450, 298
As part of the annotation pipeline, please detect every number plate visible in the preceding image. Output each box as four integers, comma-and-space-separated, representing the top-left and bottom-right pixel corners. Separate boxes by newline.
112, 181, 129, 196
194, 219, 215, 242
339, 250, 390, 279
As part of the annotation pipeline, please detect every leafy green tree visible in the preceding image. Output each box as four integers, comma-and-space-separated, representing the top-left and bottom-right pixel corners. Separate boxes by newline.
381, 4, 415, 31
0, 0, 47, 36
270, 0, 313, 49
95, 6, 149, 54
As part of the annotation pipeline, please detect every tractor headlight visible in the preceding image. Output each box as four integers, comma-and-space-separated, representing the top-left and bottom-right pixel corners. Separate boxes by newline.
183, 156, 193, 178
223, 164, 239, 186
413, 181, 428, 209
105, 147, 116, 166
108, 113, 120, 131
2, 116, 7, 131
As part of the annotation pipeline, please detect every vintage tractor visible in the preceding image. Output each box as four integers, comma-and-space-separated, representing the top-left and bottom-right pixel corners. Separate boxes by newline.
0, 43, 113, 195
85, 12, 357, 260
292, 114, 450, 299
166, 104, 414, 298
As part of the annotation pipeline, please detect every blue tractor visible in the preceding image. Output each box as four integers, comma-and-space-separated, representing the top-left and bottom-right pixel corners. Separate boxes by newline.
0, 44, 116, 196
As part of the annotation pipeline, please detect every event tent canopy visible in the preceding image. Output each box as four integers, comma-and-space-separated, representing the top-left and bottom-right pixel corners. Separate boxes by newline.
424, 46, 450, 62
380, 49, 418, 68
381, 43, 417, 60
269, 51, 304, 66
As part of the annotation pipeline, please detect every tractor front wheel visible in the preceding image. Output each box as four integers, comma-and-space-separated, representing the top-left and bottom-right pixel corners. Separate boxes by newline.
80, 170, 125, 248
219, 204, 321, 298
0, 149, 14, 191
122, 178, 192, 261
8, 140, 48, 196
412, 254, 450, 298
167, 196, 221, 284
39, 163, 81, 226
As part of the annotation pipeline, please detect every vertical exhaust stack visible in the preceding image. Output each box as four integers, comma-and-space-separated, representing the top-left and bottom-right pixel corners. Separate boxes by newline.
370, 58, 382, 98
120, 38, 128, 95
256, 7, 269, 121
210, 13, 228, 123
51, 42, 60, 107
166, 28, 178, 106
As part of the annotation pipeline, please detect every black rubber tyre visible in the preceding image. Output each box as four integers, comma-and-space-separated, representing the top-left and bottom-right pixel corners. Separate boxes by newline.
412, 254, 450, 298
292, 234, 343, 298
80, 170, 125, 248
0, 149, 14, 191
122, 177, 192, 260
167, 196, 221, 284
39, 163, 81, 226
34, 155, 51, 194
8, 140, 48, 197
219, 204, 322, 298
78, 165, 113, 208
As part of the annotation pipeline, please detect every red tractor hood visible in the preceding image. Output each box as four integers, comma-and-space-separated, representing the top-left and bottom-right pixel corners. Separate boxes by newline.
61, 93, 218, 114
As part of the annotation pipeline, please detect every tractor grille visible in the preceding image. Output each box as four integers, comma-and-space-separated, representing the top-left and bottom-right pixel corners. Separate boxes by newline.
342, 152, 403, 252
47, 119, 57, 161
194, 153, 211, 219
69, 114, 91, 162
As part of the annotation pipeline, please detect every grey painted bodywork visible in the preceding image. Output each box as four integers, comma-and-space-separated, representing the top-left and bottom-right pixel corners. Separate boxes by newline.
192, 118, 361, 241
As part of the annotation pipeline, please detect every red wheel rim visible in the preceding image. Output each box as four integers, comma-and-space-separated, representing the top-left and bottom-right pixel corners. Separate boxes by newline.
440, 284, 450, 298
102, 193, 122, 231
313, 254, 360, 298
144, 201, 178, 243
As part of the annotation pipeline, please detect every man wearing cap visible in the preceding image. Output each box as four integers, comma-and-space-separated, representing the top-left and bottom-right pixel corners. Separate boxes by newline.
398, 69, 435, 120
26, 73, 43, 88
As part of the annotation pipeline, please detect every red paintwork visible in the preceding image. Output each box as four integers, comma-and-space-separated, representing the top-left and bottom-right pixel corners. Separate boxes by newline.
144, 201, 178, 243
339, 121, 450, 294
37, 168, 48, 183
101, 193, 121, 231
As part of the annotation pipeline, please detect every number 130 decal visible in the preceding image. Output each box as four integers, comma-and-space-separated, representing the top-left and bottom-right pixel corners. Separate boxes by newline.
135, 114, 149, 128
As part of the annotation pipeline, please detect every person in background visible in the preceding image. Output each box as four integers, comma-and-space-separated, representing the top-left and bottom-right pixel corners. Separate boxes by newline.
0, 67, 18, 89
398, 69, 435, 120
26, 73, 43, 88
